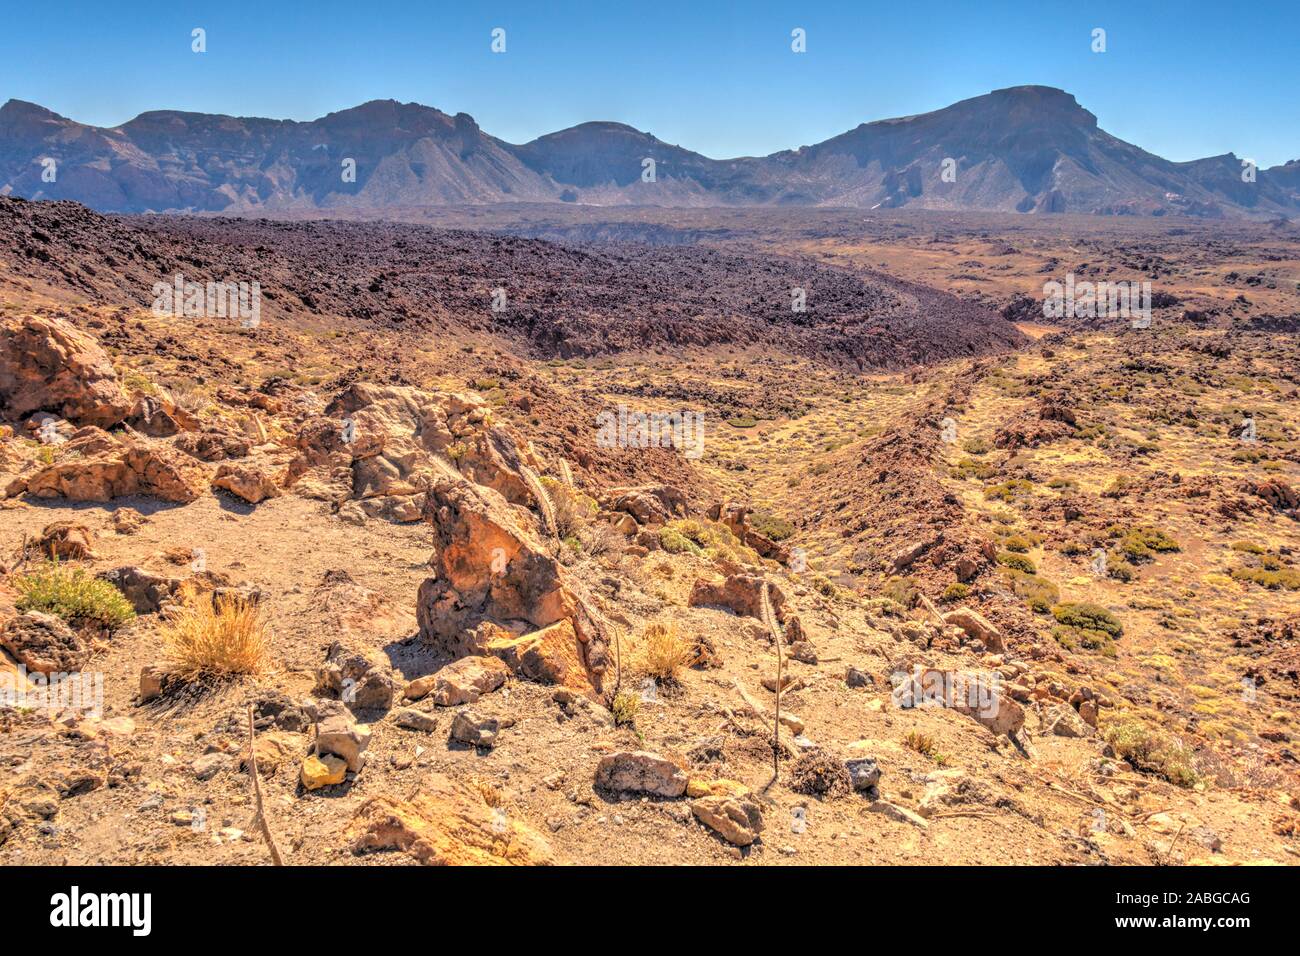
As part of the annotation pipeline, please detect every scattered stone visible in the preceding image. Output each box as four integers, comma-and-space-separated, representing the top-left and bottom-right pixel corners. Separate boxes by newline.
692, 795, 764, 846
314, 641, 396, 712
788, 641, 818, 664
393, 708, 439, 733
312, 698, 372, 772
1042, 703, 1094, 738
301, 753, 348, 790
845, 666, 875, 689
594, 750, 688, 798
449, 709, 500, 748
138, 664, 165, 702
845, 758, 882, 793
192, 752, 232, 782
778, 712, 805, 735
404, 655, 511, 706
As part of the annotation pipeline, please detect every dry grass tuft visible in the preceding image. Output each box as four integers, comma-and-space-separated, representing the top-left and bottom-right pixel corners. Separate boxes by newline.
161, 592, 269, 683
637, 621, 693, 682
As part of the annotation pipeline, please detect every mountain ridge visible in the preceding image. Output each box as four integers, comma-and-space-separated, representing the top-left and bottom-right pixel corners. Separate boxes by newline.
2, 86, 1296, 218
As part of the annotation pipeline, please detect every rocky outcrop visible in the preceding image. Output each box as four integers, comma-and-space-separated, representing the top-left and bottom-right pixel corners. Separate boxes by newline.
33, 521, 96, 560
0, 611, 88, 675
348, 772, 554, 865
0, 315, 131, 428
11, 441, 208, 503
602, 484, 688, 527
709, 501, 791, 563
287, 384, 542, 522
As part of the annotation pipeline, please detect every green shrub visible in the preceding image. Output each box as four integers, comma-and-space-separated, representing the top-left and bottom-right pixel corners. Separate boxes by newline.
984, 479, 1034, 502
996, 551, 1036, 574
1230, 540, 1267, 555
1107, 559, 1136, 583
811, 575, 840, 599
659, 526, 702, 555
1052, 625, 1117, 657
15, 562, 136, 631
880, 576, 919, 609
940, 582, 970, 603
953, 458, 996, 481
748, 511, 794, 542
961, 437, 992, 456
1230, 566, 1300, 590
611, 692, 640, 728
1104, 719, 1200, 788
1002, 534, 1032, 553
1003, 569, 1058, 613
1118, 526, 1180, 563
1051, 602, 1123, 639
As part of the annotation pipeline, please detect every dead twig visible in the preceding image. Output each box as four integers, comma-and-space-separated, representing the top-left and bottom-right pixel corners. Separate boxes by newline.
247, 704, 284, 866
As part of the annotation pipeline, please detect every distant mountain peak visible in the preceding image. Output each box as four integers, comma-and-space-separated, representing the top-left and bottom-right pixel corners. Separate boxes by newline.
0, 89, 1292, 219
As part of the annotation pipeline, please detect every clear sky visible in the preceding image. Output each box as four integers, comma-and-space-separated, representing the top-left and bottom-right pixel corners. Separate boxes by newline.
2, 0, 1297, 167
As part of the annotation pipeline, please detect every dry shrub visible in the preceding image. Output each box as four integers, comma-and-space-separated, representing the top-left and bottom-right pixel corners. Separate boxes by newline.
638, 622, 693, 683
162, 592, 269, 683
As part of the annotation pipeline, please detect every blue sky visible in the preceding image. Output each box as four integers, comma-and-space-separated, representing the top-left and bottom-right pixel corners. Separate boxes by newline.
2, 0, 1297, 167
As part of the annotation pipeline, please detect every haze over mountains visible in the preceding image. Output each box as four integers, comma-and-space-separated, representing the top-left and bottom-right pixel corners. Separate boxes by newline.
2, 85, 1297, 219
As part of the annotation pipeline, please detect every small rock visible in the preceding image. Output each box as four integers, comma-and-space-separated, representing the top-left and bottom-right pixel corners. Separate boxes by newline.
192, 752, 231, 781
312, 698, 372, 771
845, 758, 882, 792
845, 667, 874, 689
449, 709, 499, 748
392, 708, 438, 733
692, 795, 764, 846
300, 753, 348, 790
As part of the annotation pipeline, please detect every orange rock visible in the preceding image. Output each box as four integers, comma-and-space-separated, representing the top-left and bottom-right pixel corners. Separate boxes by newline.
348, 772, 554, 865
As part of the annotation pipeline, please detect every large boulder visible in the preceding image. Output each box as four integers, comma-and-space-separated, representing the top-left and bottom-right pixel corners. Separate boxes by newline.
893, 666, 1025, 738
941, 607, 1005, 653
416, 475, 608, 694
212, 460, 281, 504
602, 484, 688, 527
0, 315, 131, 428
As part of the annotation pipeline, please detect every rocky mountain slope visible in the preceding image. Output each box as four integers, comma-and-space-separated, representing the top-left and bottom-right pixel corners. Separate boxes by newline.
3, 87, 1297, 218
0, 198, 1297, 867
